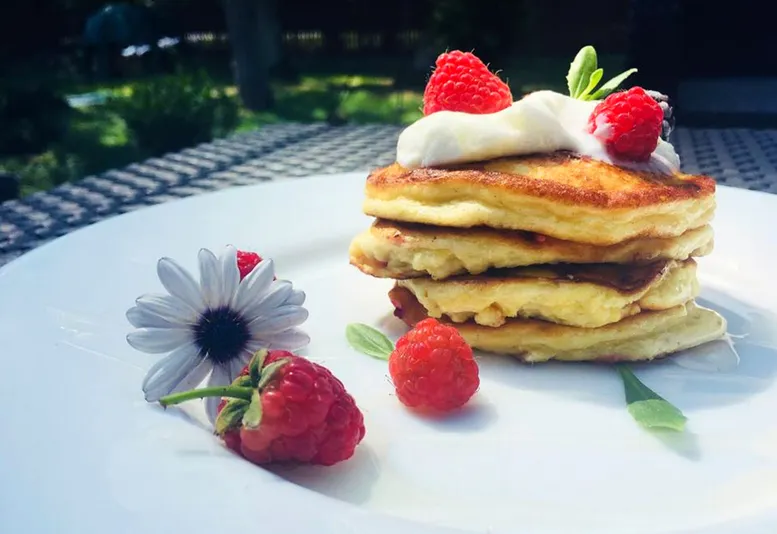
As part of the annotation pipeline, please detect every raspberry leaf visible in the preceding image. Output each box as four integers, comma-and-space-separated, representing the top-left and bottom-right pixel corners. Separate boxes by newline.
567, 45, 598, 99
215, 398, 250, 435
577, 68, 603, 100
232, 375, 252, 388
248, 349, 268, 387
242, 389, 263, 429
256, 358, 290, 390
617, 366, 687, 432
346, 323, 394, 360
588, 68, 638, 100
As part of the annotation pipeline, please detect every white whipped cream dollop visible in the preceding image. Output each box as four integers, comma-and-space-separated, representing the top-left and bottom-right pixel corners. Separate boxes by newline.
396, 90, 680, 174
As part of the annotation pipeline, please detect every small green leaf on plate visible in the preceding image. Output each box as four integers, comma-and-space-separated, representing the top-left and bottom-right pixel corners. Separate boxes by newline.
589, 68, 638, 100
617, 365, 687, 432
627, 399, 687, 432
578, 68, 603, 100
567, 45, 598, 99
346, 323, 394, 360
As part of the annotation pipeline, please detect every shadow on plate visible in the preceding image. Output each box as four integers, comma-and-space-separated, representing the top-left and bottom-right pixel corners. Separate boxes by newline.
468, 288, 777, 411
651, 429, 702, 461
267, 443, 381, 506
409, 397, 499, 434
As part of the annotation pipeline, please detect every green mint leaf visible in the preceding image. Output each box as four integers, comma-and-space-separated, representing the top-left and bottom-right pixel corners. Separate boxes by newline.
627, 399, 688, 432
589, 68, 638, 100
578, 68, 603, 100
346, 323, 394, 360
617, 366, 687, 432
242, 389, 263, 429
617, 365, 662, 404
567, 45, 598, 99
214, 398, 249, 435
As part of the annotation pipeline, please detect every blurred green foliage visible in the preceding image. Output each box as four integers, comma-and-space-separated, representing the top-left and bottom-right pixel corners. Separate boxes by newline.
0, 68, 424, 197
110, 70, 239, 155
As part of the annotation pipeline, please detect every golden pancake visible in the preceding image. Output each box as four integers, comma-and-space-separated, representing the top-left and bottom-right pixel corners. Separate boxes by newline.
350, 219, 713, 279
397, 259, 697, 329
363, 152, 716, 246
389, 286, 727, 363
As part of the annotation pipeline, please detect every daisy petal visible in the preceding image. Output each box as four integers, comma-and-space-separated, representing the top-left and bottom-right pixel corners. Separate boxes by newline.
169, 356, 213, 394
141, 345, 191, 391
249, 305, 309, 336
233, 259, 274, 313
241, 281, 293, 320
229, 353, 252, 379
245, 340, 267, 354
218, 246, 240, 308
142, 343, 201, 401
198, 248, 221, 309
283, 289, 306, 307
126, 306, 183, 330
205, 364, 231, 425
135, 294, 196, 325
127, 327, 193, 354
263, 328, 311, 351
126, 306, 145, 328
157, 257, 205, 312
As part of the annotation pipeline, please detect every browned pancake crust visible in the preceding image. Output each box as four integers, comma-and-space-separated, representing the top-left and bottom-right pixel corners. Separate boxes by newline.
389, 287, 726, 363
435, 259, 680, 294
367, 152, 715, 209
389, 283, 678, 342
355, 219, 712, 277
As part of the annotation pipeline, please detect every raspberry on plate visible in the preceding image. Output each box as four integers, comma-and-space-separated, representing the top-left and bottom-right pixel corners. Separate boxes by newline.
236, 249, 277, 281
423, 50, 512, 116
236, 250, 263, 280
388, 318, 480, 413
161, 349, 366, 467
586, 86, 664, 162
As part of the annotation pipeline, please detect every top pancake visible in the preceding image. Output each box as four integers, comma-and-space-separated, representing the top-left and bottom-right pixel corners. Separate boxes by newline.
363, 152, 716, 246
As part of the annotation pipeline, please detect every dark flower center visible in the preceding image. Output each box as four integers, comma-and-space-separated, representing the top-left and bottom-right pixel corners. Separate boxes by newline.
193, 307, 251, 365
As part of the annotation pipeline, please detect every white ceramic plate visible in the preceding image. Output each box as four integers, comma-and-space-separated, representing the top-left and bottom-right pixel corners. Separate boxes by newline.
2, 172, 777, 534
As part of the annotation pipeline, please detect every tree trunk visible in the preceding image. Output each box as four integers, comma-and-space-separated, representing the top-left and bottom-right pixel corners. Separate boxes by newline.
222, 0, 277, 111
257, 0, 281, 71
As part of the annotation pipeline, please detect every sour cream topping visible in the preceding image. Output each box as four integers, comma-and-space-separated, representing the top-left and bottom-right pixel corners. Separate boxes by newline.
396, 90, 680, 174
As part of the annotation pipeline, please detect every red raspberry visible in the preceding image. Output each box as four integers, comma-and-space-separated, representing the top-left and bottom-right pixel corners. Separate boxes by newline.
236, 250, 262, 280
586, 86, 663, 162
388, 318, 479, 413
216, 351, 366, 466
236, 249, 277, 281
423, 50, 512, 116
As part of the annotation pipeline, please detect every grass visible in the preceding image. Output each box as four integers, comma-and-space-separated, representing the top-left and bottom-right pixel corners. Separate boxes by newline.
2, 107, 139, 196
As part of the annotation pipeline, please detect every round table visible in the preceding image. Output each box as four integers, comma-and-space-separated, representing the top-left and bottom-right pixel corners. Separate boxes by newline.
2, 123, 777, 266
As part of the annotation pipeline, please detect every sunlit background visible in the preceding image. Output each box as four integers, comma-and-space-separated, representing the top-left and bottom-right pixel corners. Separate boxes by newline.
0, 0, 772, 197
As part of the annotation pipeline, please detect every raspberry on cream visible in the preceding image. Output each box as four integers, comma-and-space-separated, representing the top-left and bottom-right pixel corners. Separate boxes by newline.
396, 90, 681, 174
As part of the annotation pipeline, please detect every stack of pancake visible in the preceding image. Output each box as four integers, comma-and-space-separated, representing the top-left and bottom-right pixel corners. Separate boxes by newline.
349, 153, 727, 363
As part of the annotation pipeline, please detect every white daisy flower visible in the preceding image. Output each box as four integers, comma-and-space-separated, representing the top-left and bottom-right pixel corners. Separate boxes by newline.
126, 245, 309, 423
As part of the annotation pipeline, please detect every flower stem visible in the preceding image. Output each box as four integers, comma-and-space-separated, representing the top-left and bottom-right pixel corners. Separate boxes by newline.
159, 386, 253, 407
